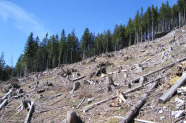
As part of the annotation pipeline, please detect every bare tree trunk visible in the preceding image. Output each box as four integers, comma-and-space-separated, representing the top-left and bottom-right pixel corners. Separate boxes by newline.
71, 50, 73, 64
141, 26, 143, 43
148, 21, 150, 40
184, 9, 186, 25
179, 11, 182, 28
106, 38, 108, 53
162, 18, 164, 32
137, 29, 139, 44
129, 34, 131, 46
58, 54, 61, 67
24, 62, 27, 77
152, 19, 154, 41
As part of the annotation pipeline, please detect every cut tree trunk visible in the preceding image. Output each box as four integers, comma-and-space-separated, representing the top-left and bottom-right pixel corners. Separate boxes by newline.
0, 99, 8, 110
159, 72, 186, 103
119, 81, 158, 123
66, 110, 83, 123
24, 101, 34, 123
0, 89, 13, 103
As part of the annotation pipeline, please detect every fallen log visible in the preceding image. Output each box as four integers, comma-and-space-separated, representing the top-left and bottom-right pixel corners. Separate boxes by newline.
159, 72, 186, 103
24, 101, 34, 123
119, 81, 158, 123
0, 89, 13, 103
72, 75, 85, 82
0, 99, 8, 110
131, 57, 186, 83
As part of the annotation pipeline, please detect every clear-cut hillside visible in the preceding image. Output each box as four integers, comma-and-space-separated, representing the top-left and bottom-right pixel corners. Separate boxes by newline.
0, 25, 186, 123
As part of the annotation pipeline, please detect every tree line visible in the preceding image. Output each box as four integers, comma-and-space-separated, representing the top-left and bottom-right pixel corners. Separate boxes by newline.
0, 0, 185, 80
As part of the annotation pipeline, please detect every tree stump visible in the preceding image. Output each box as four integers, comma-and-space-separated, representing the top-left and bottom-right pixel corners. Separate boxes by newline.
71, 82, 81, 93
66, 110, 83, 123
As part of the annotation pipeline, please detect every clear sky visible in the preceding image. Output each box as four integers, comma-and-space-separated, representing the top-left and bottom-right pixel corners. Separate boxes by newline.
0, 0, 177, 67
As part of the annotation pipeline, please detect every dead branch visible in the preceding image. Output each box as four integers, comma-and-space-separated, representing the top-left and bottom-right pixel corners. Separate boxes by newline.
76, 97, 86, 109
48, 93, 62, 100
134, 118, 156, 123
38, 105, 64, 113
142, 53, 160, 64
119, 81, 158, 123
72, 75, 85, 82
24, 101, 34, 123
159, 72, 186, 103
50, 96, 66, 106
131, 57, 186, 83
83, 96, 116, 112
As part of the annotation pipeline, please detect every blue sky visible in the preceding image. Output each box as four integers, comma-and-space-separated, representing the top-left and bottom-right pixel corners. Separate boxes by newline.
0, 0, 177, 67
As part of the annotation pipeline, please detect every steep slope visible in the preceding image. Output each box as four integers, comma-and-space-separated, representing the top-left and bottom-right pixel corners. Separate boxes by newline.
0, 26, 186, 123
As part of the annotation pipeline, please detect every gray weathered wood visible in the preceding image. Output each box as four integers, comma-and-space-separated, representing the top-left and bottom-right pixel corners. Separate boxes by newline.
0, 89, 13, 102
24, 101, 34, 123
134, 118, 156, 123
159, 72, 186, 103
0, 99, 8, 110
119, 81, 158, 123
72, 75, 85, 82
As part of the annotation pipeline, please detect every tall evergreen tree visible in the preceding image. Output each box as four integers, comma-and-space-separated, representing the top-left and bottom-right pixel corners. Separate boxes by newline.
0, 52, 5, 80
23, 32, 36, 76
81, 28, 90, 59
126, 17, 133, 46
134, 10, 140, 44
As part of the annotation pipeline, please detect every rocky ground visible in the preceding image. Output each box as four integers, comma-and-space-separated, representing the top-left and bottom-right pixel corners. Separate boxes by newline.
0, 26, 186, 123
